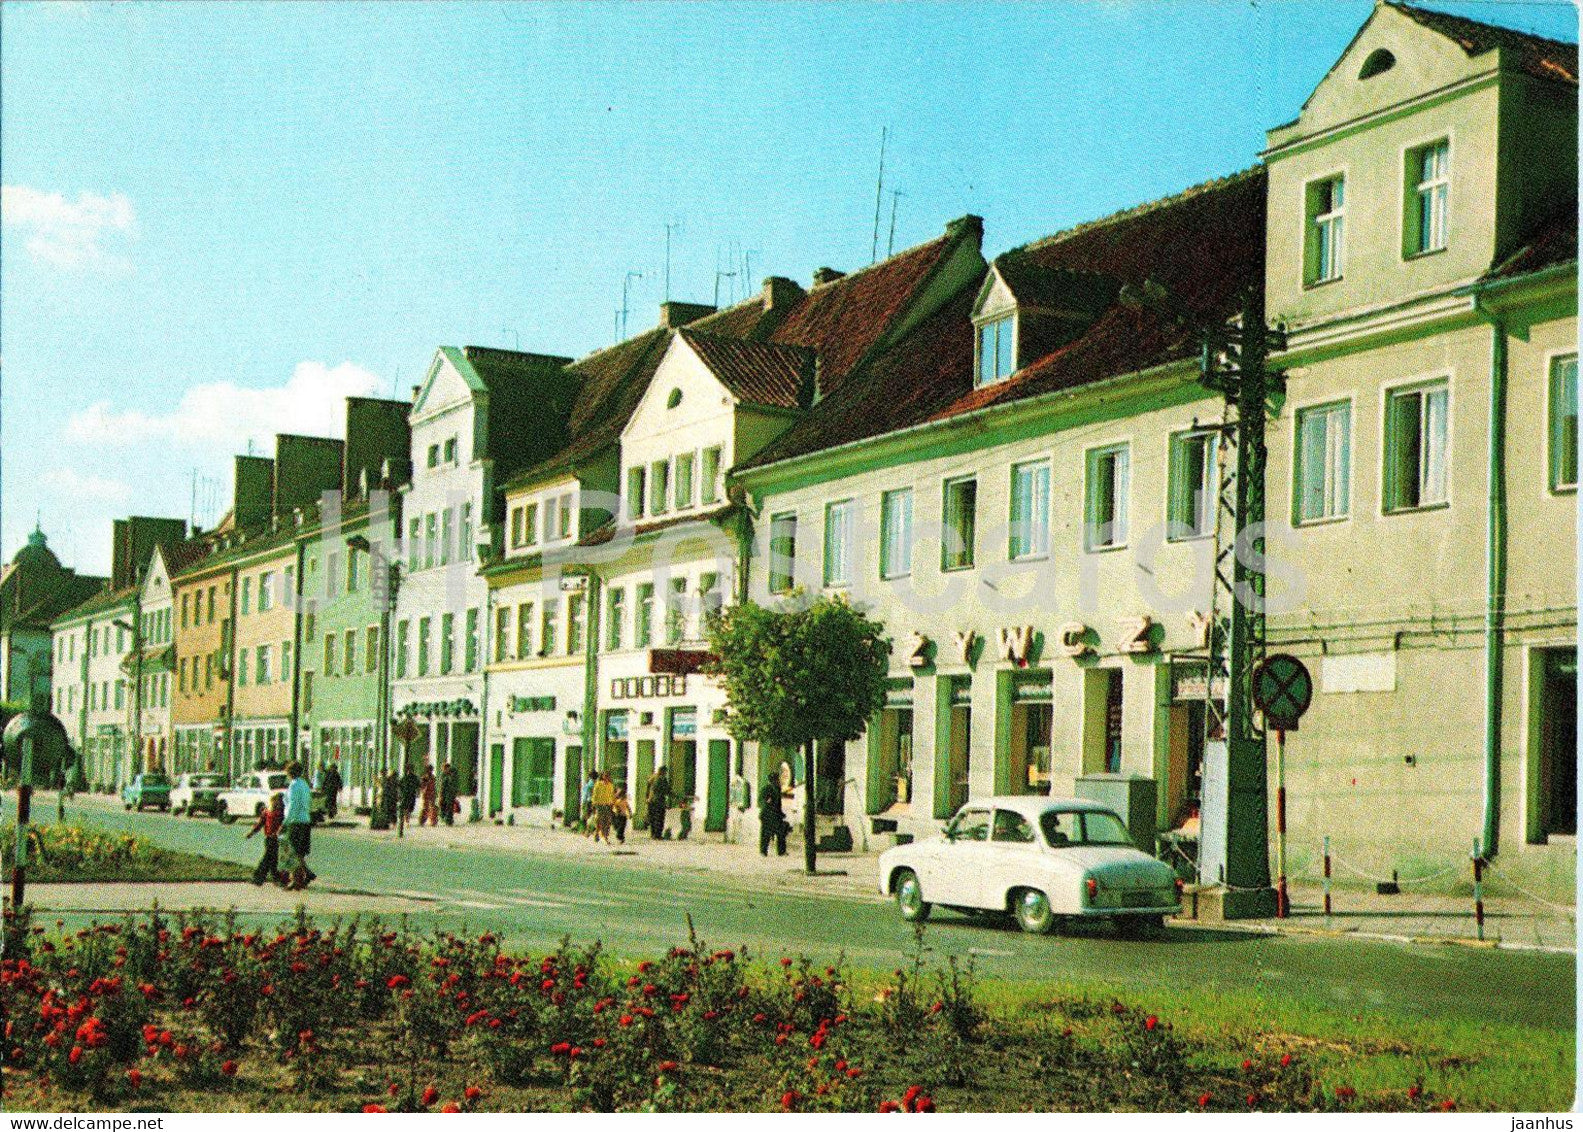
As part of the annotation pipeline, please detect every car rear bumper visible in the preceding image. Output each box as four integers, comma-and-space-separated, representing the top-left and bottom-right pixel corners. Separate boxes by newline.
1077, 899, 1180, 918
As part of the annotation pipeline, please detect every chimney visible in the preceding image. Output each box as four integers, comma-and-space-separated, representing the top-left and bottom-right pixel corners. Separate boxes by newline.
811, 267, 845, 287
945, 214, 985, 243
659, 300, 716, 329
762, 275, 805, 311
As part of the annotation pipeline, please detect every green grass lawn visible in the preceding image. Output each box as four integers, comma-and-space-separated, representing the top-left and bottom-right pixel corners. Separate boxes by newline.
3, 819, 251, 883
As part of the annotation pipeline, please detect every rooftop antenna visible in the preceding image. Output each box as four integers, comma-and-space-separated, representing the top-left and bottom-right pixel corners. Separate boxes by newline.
664, 219, 684, 301
713, 268, 737, 308
742, 249, 758, 297
887, 189, 907, 257
870, 126, 888, 265
613, 309, 622, 345
621, 270, 644, 340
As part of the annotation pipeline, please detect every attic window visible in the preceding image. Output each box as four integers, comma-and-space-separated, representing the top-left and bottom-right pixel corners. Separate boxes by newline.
1359, 49, 1395, 79
667, 388, 683, 409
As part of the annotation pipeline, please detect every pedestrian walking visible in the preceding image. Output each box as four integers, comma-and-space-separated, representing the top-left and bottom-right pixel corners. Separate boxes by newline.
400, 765, 420, 819
580, 771, 598, 836
612, 785, 632, 844
246, 793, 286, 886
282, 761, 316, 891
591, 771, 615, 844
419, 766, 439, 826
440, 761, 458, 826
645, 766, 670, 840
759, 776, 788, 857
320, 760, 343, 820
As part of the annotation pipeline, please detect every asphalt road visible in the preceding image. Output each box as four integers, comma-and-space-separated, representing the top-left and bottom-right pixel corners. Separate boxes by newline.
34, 801, 1577, 1032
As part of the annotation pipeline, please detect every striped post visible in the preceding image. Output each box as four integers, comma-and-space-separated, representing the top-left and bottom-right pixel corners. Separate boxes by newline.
1275, 729, 1289, 919
1322, 835, 1332, 917
1472, 838, 1485, 941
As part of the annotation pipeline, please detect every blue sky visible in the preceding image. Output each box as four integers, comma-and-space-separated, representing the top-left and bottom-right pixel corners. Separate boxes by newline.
3, 0, 1576, 575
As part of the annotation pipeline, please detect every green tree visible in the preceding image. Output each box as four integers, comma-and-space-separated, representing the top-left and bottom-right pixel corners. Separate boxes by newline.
705, 593, 891, 873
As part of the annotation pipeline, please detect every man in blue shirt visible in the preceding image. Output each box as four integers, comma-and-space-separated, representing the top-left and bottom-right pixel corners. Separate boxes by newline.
283, 761, 316, 890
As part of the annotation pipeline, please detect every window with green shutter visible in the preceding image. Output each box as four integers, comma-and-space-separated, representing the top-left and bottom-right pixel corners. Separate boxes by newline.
675, 452, 695, 510
824, 500, 854, 586
769, 513, 797, 594
1294, 401, 1351, 524
700, 446, 722, 504
1008, 460, 1049, 560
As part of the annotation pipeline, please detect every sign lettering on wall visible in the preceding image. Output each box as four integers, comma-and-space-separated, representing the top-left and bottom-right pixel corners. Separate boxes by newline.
610, 674, 688, 700
1120, 615, 1156, 655
1058, 622, 1093, 658
509, 695, 557, 714
953, 630, 978, 666
998, 626, 1034, 666
906, 632, 931, 669
1188, 610, 1213, 650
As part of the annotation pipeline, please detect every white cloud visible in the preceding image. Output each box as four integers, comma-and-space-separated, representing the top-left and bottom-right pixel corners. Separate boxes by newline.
2, 183, 137, 270
38, 467, 132, 505
66, 360, 386, 452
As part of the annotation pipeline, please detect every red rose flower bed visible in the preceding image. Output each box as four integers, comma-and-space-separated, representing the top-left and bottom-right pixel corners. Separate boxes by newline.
0, 907, 1475, 1113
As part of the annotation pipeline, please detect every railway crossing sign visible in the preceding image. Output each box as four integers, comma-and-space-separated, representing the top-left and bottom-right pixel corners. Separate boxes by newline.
1253, 654, 1313, 732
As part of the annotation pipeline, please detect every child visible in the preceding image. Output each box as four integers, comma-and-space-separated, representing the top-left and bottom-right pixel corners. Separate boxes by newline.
612, 785, 632, 845
246, 793, 286, 887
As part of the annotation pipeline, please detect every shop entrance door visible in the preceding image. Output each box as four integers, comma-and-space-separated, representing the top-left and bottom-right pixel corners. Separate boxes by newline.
705, 739, 730, 832
488, 744, 504, 815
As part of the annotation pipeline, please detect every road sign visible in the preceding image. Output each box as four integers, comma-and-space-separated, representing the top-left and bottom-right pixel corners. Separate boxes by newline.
1253, 653, 1313, 732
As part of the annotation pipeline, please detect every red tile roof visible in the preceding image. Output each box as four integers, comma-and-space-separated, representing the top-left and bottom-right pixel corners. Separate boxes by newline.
1390, 1, 1577, 85
680, 330, 814, 409
740, 169, 1266, 471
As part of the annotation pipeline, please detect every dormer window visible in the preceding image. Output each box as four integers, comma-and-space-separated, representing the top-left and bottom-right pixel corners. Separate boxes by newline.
1359, 48, 1395, 80
976, 314, 1016, 387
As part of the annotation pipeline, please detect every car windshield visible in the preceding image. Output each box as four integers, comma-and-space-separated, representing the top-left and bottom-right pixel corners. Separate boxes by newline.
1040, 809, 1135, 848
192, 775, 225, 787
265, 775, 289, 790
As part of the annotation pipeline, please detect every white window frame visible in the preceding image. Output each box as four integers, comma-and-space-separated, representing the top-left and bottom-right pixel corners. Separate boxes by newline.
768, 512, 798, 595
1304, 170, 1347, 286
975, 313, 1017, 387
1008, 458, 1051, 561
1381, 377, 1451, 514
1166, 429, 1218, 542
941, 475, 977, 572
1403, 136, 1450, 258
880, 488, 913, 580
1084, 442, 1131, 552
823, 500, 855, 588
1292, 398, 1353, 525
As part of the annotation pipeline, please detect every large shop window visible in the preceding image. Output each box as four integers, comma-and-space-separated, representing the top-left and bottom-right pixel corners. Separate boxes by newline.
1536, 648, 1577, 840
871, 681, 914, 813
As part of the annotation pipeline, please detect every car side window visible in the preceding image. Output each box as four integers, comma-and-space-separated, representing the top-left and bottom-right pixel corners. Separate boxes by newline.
951, 808, 991, 842
1042, 811, 1072, 847
993, 809, 1035, 843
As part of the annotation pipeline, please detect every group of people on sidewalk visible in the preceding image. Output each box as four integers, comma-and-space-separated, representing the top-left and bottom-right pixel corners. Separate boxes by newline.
573, 765, 795, 858
580, 771, 633, 844
245, 761, 317, 890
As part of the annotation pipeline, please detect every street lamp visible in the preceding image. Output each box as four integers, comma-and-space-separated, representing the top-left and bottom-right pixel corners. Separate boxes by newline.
113, 618, 141, 792
348, 534, 403, 835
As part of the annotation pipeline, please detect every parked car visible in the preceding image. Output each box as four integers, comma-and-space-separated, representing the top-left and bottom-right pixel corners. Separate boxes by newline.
169, 772, 228, 817
215, 770, 327, 825
878, 796, 1180, 936
122, 772, 172, 812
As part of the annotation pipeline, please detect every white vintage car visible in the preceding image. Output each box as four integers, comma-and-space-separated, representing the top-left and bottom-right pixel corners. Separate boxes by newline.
215, 770, 325, 825
878, 796, 1180, 936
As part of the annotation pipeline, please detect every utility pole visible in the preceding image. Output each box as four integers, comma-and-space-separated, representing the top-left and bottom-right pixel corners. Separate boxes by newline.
1196, 284, 1286, 919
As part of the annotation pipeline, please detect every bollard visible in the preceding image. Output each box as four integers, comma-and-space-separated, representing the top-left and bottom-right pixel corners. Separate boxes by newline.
1472, 838, 1485, 941
1322, 835, 1332, 917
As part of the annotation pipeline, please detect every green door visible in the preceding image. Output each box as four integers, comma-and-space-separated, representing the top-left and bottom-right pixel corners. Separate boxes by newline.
634, 739, 656, 828
488, 744, 504, 815
562, 744, 583, 827
705, 739, 730, 833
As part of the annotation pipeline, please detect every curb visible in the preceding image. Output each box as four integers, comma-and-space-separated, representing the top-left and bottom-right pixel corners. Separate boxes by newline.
1173, 916, 1574, 955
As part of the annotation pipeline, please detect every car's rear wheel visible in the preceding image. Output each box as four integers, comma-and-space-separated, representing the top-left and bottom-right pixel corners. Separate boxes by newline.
894, 869, 931, 923
1012, 887, 1057, 935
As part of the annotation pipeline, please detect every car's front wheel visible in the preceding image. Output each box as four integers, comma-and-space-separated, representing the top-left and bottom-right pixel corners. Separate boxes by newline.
894, 869, 931, 923
1012, 887, 1057, 935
